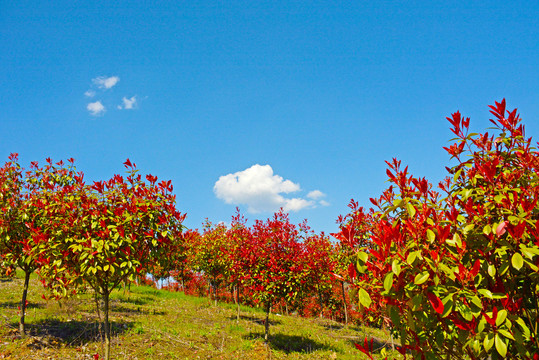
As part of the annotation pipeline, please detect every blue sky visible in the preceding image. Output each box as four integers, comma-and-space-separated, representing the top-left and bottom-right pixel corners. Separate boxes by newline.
1, 1, 538, 235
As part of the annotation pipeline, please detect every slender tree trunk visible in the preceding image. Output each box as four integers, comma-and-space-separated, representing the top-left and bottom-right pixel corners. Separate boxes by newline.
234, 285, 240, 322
103, 292, 111, 360
318, 288, 324, 318
19, 270, 31, 337
264, 302, 271, 343
341, 281, 348, 325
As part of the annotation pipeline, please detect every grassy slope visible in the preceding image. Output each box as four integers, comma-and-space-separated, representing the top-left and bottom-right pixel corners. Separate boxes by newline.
0, 273, 402, 359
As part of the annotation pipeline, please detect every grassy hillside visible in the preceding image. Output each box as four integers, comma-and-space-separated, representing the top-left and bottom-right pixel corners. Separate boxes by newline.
0, 273, 402, 359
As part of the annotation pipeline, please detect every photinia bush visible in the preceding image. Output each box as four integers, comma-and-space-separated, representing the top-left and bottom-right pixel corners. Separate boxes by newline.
0, 155, 78, 336
337, 100, 539, 359
31, 159, 185, 360
236, 210, 314, 342
190, 220, 231, 305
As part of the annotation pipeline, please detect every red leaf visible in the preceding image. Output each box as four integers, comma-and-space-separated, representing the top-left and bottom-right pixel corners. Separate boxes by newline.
348, 263, 357, 280
470, 259, 481, 278
353, 338, 373, 360
427, 292, 444, 315
453, 317, 471, 331
395, 345, 406, 355
496, 221, 507, 237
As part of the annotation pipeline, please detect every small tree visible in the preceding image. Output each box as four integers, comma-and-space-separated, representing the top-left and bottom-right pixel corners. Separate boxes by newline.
190, 221, 230, 305
225, 208, 251, 321
0, 155, 77, 336
301, 228, 335, 318
33, 160, 185, 360
238, 210, 307, 342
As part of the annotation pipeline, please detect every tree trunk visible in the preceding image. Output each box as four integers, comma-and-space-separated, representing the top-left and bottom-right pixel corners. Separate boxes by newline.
341, 281, 348, 325
264, 302, 271, 343
234, 285, 240, 322
103, 292, 111, 360
318, 288, 324, 318
19, 270, 31, 337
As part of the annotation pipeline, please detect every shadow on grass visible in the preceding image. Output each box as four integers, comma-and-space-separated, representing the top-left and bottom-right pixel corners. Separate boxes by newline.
245, 332, 338, 353
231, 314, 282, 326
0, 301, 45, 309
113, 295, 153, 306
320, 322, 345, 331
112, 304, 165, 316
14, 318, 135, 347
319, 322, 362, 332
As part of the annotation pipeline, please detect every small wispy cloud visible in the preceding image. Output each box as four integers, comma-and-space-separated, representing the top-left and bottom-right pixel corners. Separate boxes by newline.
319, 200, 330, 207
84, 90, 96, 98
92, 76, 120, 89
117, 96, 137, 110
87, 101, 105, 116
307, 190, 325, 200
307, 190, 330, 206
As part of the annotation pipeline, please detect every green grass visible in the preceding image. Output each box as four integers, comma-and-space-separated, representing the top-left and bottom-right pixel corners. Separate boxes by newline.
0, 273, 403, 359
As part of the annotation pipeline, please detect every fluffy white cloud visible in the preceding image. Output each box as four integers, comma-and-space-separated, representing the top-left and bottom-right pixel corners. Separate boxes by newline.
87, 101, 105, 116
92, 76, 120, 89
117, 96, 137, 110
214, 164, 315, 213
84, 90, 96, 98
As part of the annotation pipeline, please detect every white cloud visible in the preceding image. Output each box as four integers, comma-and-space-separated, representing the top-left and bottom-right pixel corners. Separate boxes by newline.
214, 164, 315, 213
306, 190, 330, 206
84, 90, 96, 98
92, 76, 120, 89
117, 96, 137, 110
87, 101, 105, 116
307, 190, 325, 200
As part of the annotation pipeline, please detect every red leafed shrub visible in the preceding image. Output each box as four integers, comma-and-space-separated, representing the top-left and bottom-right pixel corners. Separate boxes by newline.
337, 100, 539, 359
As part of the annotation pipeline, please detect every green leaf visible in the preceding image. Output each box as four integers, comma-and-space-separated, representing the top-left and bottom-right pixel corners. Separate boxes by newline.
406, 203, 416, 217
516, 317, 531, 338
488, 264, 496, 278
357, 251, 368, 263
383, 273, 394, 292
477, 288, 493, 299
358, 288, 372, 308
441, 295, 453, 318
511, 252, 524, 270
483, 333, 494, 352
463, 224, 475, 234
520, 245, 539, 259
392, 259, 401, 276
498, 329, 515, 340
494, 334, 507, 357
389, 305, 400, 326
426, 229, 435, 243
496, 309, 507, 327
406, 252, 417, 265
414, 271, 430, 285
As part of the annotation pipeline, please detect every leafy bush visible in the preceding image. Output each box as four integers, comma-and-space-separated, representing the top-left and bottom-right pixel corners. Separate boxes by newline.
338, 100, 539, 359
